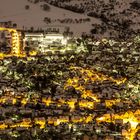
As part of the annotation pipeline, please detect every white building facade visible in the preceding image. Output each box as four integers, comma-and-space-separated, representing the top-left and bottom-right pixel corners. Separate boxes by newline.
24, 32, 69, 53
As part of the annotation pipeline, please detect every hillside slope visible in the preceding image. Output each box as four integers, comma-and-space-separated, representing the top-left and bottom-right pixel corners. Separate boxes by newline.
45, 0, 140, 39
0, 0, 101, 36
0, 0, 139, 38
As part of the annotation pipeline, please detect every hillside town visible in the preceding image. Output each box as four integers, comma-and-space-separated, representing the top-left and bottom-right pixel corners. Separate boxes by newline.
0, 24, 139, 139
0, 0, 140, 140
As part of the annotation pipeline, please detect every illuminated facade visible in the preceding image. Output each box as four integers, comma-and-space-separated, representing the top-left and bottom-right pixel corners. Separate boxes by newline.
24, 33, 44, 42
24, 32, 69, 52
0, 27, 71, 56
43, 33, 68, 45
23, 33, 44, 51
0, 27, 23, 57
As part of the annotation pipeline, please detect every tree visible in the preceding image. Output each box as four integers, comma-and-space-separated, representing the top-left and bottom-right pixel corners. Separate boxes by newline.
130, 1, 140, 10
90, 28, 98, 34
13, 23, 17, 28
25, 5, 30, 10
30, 26, 34, 32
41, 4, 50, 11
34, 0, 39, 4
44, 17, 51, 24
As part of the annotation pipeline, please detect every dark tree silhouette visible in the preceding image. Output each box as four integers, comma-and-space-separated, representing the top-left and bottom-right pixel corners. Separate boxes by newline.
25, 5, 30, 10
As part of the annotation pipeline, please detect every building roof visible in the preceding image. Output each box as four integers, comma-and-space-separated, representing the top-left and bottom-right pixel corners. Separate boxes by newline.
45, 33, 64, 37
25, 33, 43, 37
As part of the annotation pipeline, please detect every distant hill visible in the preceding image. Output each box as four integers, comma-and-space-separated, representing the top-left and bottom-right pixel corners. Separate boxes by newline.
0, 0, 139, 39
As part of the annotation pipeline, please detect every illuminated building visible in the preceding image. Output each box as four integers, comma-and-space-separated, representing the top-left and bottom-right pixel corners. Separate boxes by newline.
43, 33, 68, 46
23, 32, 44, 52
0, 27, 23, 56
24, 33, 44, 42
24, 32, 69, 53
